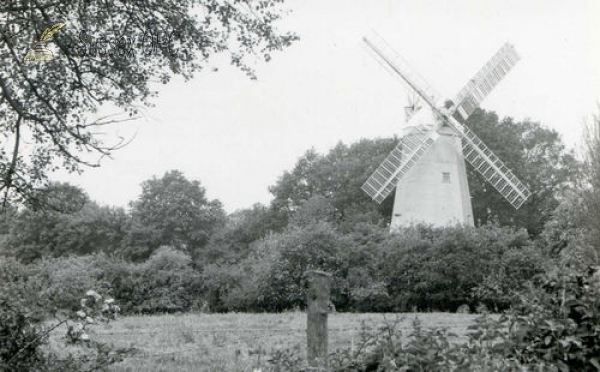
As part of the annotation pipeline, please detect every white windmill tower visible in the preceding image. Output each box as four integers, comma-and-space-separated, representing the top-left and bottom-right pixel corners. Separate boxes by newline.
361, 32, 531, 230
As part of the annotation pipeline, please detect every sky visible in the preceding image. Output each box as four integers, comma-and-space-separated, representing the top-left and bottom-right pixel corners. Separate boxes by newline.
57, 0, 600, 213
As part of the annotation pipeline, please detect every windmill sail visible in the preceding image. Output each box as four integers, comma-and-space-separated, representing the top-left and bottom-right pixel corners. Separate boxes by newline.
451, 43, 520, 121
361, 31, 443, 204
361, 32, 530, 214
362, 126, 436, 203
363, 31, 441, 109
456, 122, 530, 209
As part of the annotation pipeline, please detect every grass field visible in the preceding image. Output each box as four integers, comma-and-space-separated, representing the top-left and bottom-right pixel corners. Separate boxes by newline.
48, 312, 482, 371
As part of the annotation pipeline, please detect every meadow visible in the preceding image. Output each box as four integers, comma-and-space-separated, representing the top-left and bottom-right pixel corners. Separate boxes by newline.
48, 312, 481, 372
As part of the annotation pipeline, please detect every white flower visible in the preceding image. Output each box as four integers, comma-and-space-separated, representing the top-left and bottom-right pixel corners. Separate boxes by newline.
85, 316, 96, 324
80, 298, 87, 307
101, 304, 110, 312
105, 298, 115, 305
80, 333, 90, 341
85, 290, 102, 301
76, 310, 86, 319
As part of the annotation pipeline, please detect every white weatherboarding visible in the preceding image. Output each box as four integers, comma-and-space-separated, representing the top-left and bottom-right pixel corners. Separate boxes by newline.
361, 31, 531, 230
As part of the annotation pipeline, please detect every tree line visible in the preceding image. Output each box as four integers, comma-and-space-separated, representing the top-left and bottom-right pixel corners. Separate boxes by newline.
1, 108, 595, 314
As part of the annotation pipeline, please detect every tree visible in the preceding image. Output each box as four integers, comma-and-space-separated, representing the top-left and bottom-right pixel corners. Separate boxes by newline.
0, 1, 297, 207
269, 138, 397, 227
581, 110, 600, 257
202, 203, 280, 264
539, 191, 592, 267
129, 170, 225, 256
464, 109, 580, 235
3, 182, 129, 261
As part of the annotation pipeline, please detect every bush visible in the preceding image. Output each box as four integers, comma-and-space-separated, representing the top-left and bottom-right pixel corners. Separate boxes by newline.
0, 257, 48, 320
337, 222, 391, 312
0, 301, 46, 371
471, 244, 546, 311
202, 222, 345, 312
108, 246, 204, 314
0, 290, 128, 372
35, 255, 104, 312
268, 267, 600, 371
201, 222, 542, 313
251, 222, 343, 311
503, 266, 600, 370
382, 224, 536, 312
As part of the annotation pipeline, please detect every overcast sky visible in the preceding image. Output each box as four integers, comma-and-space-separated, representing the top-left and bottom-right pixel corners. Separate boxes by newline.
57, 0, 600, 213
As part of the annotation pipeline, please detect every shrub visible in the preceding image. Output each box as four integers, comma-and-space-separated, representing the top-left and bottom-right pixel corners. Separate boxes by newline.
220, 240, 278, 312
0, 257, 48, 320
35, 255, 104, 312
257, 222, 343, 311
0, 289, 128, 372
109, 246, 204, 314
382, 224, 535, 312
268, 267, 600, 371
471, 244, 546, 311
203, 222, 345, 312
0, 301, 46, 371
503, 266, 600, 370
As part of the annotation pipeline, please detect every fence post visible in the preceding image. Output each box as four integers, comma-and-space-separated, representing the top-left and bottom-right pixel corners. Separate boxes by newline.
305, 270, 332, 371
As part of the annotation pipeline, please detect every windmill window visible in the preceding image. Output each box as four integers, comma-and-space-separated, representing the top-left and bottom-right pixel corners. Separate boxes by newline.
442, 172, 451, 183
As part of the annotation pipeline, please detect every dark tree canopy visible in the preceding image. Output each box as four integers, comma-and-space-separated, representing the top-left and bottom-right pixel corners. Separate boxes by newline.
129, 170, 226, 254
269, 138, 397, 227
3, 182, 129, 262
0, 0, 297, 207
465, 109, 580, 235
581, 111, 600, 253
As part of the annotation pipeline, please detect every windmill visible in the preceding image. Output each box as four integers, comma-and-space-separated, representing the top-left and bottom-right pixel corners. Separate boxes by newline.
361, 32, 531, 230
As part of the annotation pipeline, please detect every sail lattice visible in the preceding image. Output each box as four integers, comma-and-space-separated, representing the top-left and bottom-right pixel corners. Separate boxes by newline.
362, 126, 436, 203
452, 43, 520, 121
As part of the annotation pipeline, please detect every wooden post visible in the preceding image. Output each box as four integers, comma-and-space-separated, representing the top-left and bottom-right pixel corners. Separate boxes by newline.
305, 270, 332, 371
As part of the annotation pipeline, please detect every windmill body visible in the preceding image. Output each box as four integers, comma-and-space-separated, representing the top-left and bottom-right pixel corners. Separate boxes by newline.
361, 32, 531, 231
391, 122, 474, 229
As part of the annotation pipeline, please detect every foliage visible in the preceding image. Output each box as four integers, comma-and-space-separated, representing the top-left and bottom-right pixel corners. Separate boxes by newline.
538, 192, 595, 270
0, 289, 128, 372
335, 222, 390, 312
465, 110, 580, 236
503, 267, 600, 370
581, 111, 600, 260
2, 174, 227, 263
203, 221, 344, 312
106, 246, 205, 314
382, 224, 537, 312
289, 194, 337, 228
268, 139, 397, 226
34, 255, 105, 312
471, 244, 546, 311
270, 268, 600, 371
201, 203, 278, 265
0, 0, 297, 207
0, 256, 48, 320
4, 182, 128, 262
258, 222, 343, 311
200, 222, 542, 313
0, 301, 46, 371
129, 170, 226, 258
